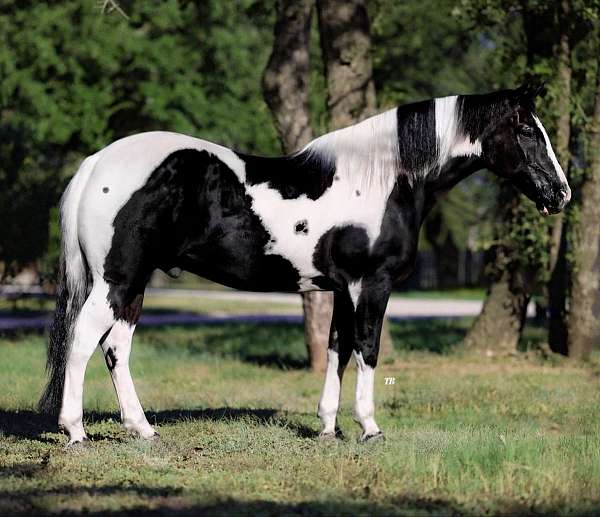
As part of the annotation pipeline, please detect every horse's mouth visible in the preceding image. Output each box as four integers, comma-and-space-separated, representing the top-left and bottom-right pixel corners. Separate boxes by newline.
536, 202, 561, 217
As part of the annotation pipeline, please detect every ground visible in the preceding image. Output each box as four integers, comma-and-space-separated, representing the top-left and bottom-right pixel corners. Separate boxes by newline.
1, 299, 599, 516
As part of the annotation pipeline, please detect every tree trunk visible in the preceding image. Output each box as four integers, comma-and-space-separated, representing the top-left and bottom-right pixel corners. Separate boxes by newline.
316, 0, 393, 360
566, 52, 600, 360
464, 2, 562, 355
463, 189, 532, 354
316, 0, 376, 126
263, 0, 392, 370
547, 0, 572, 355
262, 0, 314, 153
263, 0, 332, 371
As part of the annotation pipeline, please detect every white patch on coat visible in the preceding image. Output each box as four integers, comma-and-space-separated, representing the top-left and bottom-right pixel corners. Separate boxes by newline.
434, 96, 482, 168
532, 115, 570, 194
353, 351, 380, 438
246, 179, 391, 290
318, 349, 341, 435
348, 279, 362, 309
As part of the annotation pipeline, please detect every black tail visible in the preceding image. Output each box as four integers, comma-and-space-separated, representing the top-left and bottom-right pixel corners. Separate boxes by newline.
38, 258, 88, 415
38, 157, 94, 415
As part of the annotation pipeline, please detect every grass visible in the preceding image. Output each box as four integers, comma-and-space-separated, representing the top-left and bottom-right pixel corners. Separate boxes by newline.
1, 320, 600, 516
393, 288, 486, 301
142, 296, 300, 316
0, 294, 300, 317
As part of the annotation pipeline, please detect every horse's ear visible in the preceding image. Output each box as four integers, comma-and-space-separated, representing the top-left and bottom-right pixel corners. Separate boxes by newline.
514, 76, 546, 108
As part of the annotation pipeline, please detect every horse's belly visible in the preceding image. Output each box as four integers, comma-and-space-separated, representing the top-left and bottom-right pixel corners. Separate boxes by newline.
177, 224, 322, 293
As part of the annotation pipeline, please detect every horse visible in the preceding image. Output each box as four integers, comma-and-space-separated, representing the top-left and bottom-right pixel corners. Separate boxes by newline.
39, 82, 570, 446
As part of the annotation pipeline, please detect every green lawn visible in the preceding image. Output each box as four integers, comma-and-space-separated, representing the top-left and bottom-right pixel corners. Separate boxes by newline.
1, 322, 599, 516
0, 294, 300, 317
392, 288, 486, 301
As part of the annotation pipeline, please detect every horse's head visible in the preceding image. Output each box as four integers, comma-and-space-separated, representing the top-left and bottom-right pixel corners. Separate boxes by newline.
480, 82, 571, 215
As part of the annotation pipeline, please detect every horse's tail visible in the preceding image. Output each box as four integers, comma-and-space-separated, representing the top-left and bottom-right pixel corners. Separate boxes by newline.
38, 154, 99, 415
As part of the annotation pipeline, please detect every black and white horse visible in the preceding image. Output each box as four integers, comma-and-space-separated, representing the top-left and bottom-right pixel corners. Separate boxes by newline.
40, 83, 570, 445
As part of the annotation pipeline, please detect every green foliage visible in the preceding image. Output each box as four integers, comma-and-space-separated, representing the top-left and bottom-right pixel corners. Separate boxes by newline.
451, 0, 600, 289
0, 0, 279, 274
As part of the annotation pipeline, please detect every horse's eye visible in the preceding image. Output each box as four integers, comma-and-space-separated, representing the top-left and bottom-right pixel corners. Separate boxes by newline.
518, 125, 534, 137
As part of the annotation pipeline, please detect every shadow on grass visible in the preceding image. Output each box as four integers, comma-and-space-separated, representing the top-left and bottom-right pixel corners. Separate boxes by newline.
0, 407, 282, 441
0, 486, 472, 517
137, 322, 309, 370
2, 486, 600, 517
389, 318, 472, 354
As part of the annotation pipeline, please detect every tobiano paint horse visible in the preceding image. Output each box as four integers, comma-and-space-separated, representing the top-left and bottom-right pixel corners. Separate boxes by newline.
40, 83, 570, 446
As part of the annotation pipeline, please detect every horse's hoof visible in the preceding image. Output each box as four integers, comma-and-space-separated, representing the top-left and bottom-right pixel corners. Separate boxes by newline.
129, 430, 160, 441
65, 437, 90, 450
359, 431, 385, 443
318, 431, 337, 441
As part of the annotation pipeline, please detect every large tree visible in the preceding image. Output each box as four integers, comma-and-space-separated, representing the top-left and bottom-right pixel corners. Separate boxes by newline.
460, 3, 540, 354
462, 188, 535, 353
262, 0, 332, 371
547, 0, 573, 354
567, 31, 600, 360
316, 0, 394, 359
263, 0, 392, 371
460, 0, 584, 354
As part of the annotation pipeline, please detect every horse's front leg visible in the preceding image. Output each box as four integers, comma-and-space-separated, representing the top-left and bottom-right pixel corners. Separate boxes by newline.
318, 290, 354, 438
352, 276, 390, 442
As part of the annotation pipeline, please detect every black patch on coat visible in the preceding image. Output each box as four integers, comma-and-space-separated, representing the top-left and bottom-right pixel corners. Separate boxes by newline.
238, 150, 335, 200
294, 220, 308, 234
103, 149, 301, 318
102, 187, 109, 193
313, 225, 371, 285
105, 348, 117, 371
98, 328, 112, 346
397, 100, 436, 174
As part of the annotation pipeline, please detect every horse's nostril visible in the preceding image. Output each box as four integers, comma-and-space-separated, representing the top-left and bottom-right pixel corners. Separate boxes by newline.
558, 187, 572, 207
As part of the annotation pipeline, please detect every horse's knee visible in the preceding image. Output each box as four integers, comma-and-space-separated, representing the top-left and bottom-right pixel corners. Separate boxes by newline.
356, 344, 379, 369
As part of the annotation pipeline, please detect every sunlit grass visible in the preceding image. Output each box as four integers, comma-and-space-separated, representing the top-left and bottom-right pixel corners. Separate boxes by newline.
1, 323, 600, 515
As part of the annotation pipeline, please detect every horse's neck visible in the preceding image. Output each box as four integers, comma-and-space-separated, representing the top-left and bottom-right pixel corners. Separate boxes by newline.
416, 95, 489, 209
420, 154, 484, 216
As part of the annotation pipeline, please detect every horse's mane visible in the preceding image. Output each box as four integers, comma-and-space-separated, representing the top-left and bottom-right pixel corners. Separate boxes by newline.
300, 90, 515, 189
302, 108, 399, 191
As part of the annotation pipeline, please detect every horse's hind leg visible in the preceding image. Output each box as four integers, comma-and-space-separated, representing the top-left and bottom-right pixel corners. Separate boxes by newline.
59, 279, 115, 445
100, 317, 157, 439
